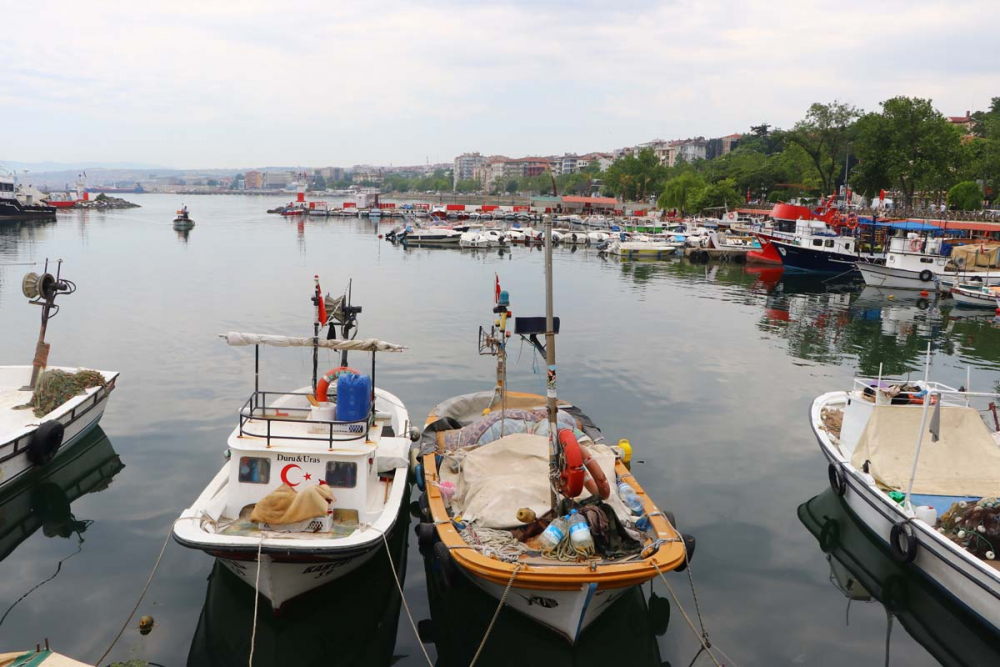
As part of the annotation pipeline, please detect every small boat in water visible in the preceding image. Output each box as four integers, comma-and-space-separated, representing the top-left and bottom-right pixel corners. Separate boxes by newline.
173, 279, 413, 610
460, 228, 507, 248
950, 282, 1000, 308
603, 239, 677, 259
414, 218, 691, 642
0, 645, 93, 667
811, 361, 1000, 633
174, 206, 195, 227
0, 261, 118, 491
400, 226, 462, 246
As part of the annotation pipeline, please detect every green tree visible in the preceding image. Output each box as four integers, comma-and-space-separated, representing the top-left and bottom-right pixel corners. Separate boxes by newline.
693, 178, 742, 211
657, 172, 706, 214
231, 173, 244, 189
783, 101, 861, 196
505, 179, 518, 194
455, 179, 480, 193
603, 148, 668, 201
948, 181, 984, 210
582, 159, 601, 175
851, 97, 965, 208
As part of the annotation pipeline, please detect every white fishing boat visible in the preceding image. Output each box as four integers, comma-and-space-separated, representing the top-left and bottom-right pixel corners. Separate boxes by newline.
414, 218, 691, 642
950, 283, 1000, 308
172, 279, 413, 610
0, 262, 118, 491
811, 362, 1000, 633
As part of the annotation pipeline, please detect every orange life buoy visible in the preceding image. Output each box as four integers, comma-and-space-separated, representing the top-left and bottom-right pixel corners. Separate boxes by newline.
847, 214, 859, 230
557, 429, 585, 498
909, 238, 922, 252
581, 448, 612, 500
315, 366, 359, 403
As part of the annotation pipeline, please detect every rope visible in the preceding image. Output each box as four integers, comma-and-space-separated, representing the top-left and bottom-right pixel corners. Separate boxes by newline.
248, 535, 264, 667
95, 527, 172, 666
377, 530, 434, 667
543, 536, 595, 562
460, 524, 528, 563
651, 546, 726, 667
469, 563, 522, 667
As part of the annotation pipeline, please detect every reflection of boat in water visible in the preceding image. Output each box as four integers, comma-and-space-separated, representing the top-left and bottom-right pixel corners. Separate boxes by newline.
799, 488, 1000, 666
419, 542, 668, 667
186, 487, 410, 667
0, 427, 123, 630
0, 426, 122, 563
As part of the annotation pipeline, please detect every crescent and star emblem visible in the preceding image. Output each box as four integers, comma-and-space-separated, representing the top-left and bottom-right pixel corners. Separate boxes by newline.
280, 463, 314, 487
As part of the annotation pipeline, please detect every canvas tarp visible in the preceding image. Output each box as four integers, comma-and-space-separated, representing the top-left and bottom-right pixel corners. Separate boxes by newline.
851, 405, 1000, 497
250, 483, 334, 524
450, 433, 629, 528
949, 244, 1000, 269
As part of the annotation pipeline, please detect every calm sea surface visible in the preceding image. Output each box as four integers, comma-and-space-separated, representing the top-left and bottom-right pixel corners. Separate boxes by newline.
2, 194, 999, 666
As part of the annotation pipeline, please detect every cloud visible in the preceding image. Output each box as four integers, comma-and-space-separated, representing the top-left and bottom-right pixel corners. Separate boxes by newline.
3, 0, 997, 168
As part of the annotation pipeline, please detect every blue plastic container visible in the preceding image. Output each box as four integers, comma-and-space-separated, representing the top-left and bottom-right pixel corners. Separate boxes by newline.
337, 373, 372, 421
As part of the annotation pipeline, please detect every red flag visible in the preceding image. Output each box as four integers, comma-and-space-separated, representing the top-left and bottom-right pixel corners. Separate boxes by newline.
495, 274, 501, 304
746, 187, 750, 204
315, 276, 327, 325
879, 189, 886, 203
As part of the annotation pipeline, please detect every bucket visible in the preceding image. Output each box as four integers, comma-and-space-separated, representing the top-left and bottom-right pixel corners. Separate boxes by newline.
309, 402, 335, 422
337, 373, 372, 422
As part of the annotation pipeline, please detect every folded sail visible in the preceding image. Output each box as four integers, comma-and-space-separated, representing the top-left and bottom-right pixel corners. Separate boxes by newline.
221, 332, 405, 352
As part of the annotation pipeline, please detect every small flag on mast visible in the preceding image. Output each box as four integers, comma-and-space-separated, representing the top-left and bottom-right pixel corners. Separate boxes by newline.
495, 273, 501, 304
314, 275, 327, 325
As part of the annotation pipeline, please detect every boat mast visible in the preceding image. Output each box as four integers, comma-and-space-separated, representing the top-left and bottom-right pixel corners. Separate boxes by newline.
543, 214, 559, 511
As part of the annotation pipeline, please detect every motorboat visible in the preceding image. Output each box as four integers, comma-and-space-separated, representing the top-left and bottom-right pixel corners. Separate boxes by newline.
858, 236, 1000, 291
603, 239, 677, 259
172, 279, 413, 610
810, 363, 1000, 633
1, 261, 119, 491
400, 226, 462, 246
413, 220, 692, 642
460, 228, 507, 248
507, 228, 542, 244
800, 488, 1000, 666
0, 171, 56, 221
950, 282, 1000, 308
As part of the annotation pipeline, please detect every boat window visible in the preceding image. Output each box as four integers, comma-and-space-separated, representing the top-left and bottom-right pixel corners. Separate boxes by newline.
844, 243, 852, 251
812, 239, 823, 247
325, 461, 357, 488
238, 457, 270, 484
825, 239, 834, 248
920, 258, 933, 263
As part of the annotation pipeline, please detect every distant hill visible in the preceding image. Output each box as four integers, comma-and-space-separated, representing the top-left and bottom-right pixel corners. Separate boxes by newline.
1, 160, 171, 171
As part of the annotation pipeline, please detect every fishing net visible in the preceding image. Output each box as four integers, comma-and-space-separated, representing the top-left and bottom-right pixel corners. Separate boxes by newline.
19, 369, 107, 418
938, 497, 1000, 560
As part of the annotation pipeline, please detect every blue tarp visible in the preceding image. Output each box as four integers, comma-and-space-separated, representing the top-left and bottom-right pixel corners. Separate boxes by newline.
857, 217, 943, 233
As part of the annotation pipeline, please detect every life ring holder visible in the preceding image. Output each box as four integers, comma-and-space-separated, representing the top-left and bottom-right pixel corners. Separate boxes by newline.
315, 366, 360, 404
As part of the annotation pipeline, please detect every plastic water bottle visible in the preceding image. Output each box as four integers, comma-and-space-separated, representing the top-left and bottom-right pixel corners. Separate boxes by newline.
538, 515, 569, 552
618, 482, 644, 515
567, 509, 595, 553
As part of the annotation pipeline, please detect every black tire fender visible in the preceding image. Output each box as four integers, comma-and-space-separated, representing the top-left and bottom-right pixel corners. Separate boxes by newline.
890, 521, 917, 564
919, 269, 933, 282
819, 518, 840, 553
828, 463, 847, 497
674, 534, 696, 572
433, 540, 461, 588
28, 420, 65, 466
416, 522, 438, 553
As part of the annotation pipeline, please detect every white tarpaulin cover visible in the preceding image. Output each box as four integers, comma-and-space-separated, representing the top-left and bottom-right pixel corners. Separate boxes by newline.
851, 405, 1000, 496
453, 433, 629, 528
221, 332, 404, 352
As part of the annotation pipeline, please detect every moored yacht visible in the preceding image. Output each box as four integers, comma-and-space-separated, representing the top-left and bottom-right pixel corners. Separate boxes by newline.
172, 279, 413, 610
0, 171, 56, 222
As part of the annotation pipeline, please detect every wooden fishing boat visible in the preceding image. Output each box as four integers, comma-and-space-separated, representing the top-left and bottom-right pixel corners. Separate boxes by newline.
173, 278, 413, 611
811, 360, 1000, 633
0, 261, 118, 491
0, 645, 92, 667
414, 218, 692, 643
950, 282, 1000, 308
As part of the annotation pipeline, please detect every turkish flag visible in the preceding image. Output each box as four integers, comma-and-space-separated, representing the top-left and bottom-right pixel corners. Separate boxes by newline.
879, 189, 886, 203
315, 277, 327, 325
495, 274, 501, 304
746, 187, 750, 204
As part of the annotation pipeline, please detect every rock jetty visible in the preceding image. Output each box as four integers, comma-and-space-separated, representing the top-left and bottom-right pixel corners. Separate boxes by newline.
76, 194, 141, 210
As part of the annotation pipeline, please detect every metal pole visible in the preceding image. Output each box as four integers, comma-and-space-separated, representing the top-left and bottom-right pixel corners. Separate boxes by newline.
544, 214, 558, 512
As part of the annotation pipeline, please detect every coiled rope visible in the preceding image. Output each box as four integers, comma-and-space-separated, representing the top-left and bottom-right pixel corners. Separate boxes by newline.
543, 537, 595, 562
460, 524, 528, 563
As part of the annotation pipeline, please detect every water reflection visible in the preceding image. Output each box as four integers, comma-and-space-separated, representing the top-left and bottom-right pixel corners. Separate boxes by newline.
186, 488, 411, 667
418, 547, 666, 666
0, 428, 123, 626
799, 489, 1000, 666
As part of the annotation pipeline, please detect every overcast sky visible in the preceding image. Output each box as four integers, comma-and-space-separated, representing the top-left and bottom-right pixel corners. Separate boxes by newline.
4, 0, 998, 170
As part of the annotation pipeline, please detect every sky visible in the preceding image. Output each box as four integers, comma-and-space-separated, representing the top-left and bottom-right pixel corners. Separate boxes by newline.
3, 0, 999, 170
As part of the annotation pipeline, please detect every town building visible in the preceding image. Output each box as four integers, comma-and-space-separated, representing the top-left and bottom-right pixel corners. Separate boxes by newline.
263, 171, 290, 189
244, 171, 263, 189
453, 152, 486, 188
705, 133, 742, 160
949, 111, 976, 135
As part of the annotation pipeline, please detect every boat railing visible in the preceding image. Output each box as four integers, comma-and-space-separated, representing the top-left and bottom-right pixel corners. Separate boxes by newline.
849, 377, 999, 408
238, 390, 370, 446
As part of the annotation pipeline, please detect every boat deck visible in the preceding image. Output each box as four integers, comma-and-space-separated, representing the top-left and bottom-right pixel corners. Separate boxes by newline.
219, 505, 361, 539
0, 385, 35, 437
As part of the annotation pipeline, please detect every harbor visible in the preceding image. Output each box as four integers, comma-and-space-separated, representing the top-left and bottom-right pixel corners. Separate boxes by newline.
2, 194, 1000, 665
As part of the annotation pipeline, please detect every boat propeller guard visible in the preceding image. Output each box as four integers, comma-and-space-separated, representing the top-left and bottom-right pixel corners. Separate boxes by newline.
315, 366, 359, 403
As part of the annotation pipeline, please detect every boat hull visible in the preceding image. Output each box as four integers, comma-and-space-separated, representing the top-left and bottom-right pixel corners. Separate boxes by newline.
813, 393, 1000, 633
215, 545, 383, 610
771, 240, 862, 273
950, 287, 997, 308
857, 262, 938, 291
